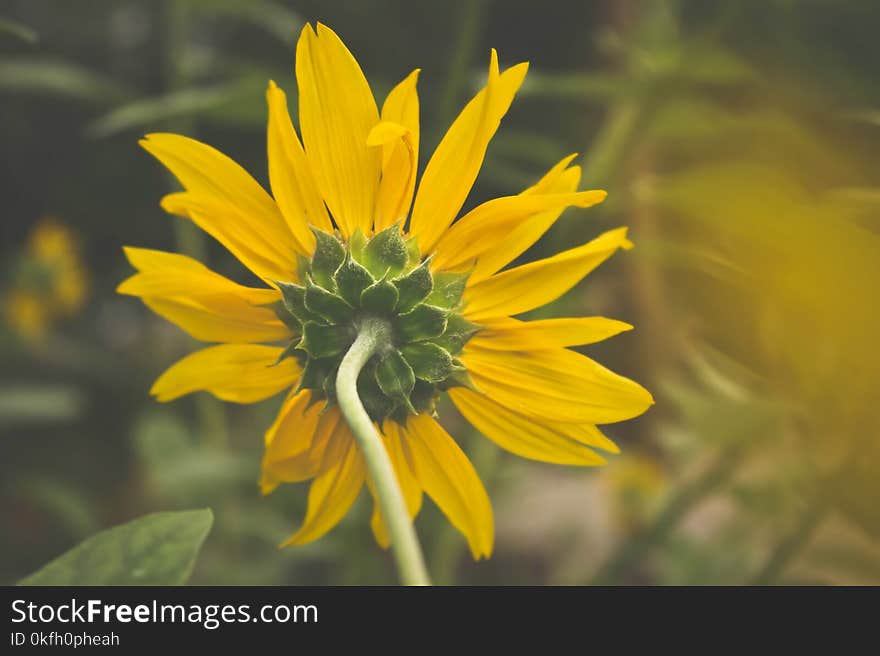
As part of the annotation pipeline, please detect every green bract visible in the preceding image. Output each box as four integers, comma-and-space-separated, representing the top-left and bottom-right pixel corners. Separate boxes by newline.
272, 225, 480, 426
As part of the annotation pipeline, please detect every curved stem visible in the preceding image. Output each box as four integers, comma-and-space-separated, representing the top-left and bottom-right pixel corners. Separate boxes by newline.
336, 317, 431, 586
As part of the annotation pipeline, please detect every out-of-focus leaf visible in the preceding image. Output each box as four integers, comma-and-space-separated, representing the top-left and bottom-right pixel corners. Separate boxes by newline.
19, 477, 99, 540
87, 84, 240, 138
844, 109, 880, 128
0, 58, 129, 102
0, 385, 84, 427
827, 441, 880, 540
191, 0, 303, 44
87, 75, 273, 136
134, 412, 256, 500
671, 45, 755, 85
517, 71, 626, 100
19, 509, 213, 585
0, 16, 37, 43
488, 131, 566, 166
660, 377, 784, 449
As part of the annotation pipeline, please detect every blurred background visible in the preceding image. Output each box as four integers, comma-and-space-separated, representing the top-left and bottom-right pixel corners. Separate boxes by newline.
2, 0, 878, 585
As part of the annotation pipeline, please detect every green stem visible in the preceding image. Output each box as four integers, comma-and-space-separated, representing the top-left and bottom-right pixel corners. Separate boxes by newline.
589, 444, 744, 585
751, 504, 827, 585
335, 317, 431, 586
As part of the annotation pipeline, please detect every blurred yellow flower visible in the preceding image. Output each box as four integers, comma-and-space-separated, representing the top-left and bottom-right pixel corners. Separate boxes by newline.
119, 23, 652, 558
3, 217, 88, 340
606, 453, 667, 530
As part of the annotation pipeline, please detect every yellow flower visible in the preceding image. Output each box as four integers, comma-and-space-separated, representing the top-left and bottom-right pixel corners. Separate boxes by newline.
4, 217, 88, 340
118, 23, 652, 558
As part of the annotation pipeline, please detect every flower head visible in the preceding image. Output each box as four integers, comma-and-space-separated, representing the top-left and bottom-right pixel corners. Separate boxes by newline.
5, 217, 88, 340
119, 23, 652, 558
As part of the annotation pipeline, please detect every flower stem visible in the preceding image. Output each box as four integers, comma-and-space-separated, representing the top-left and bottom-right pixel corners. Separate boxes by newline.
335, 317, 431, 586
750, 503, 827, 585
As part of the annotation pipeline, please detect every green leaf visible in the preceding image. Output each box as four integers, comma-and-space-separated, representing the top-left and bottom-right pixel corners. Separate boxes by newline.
86, 84, 244, 138
335, 253, 374, 306
19, 509, 213, 586
401, 343, 454, 383
425, 270, 469, 309
395, 304, 448, 342
190, 0, 303, 45
0, 385, 84, 427
0, 58, 130, 103
361, 277, 399, 314
310, 228, 345, 290
0, 17, 38, 43
394, 259, 433, 313
362, 224, 408, 278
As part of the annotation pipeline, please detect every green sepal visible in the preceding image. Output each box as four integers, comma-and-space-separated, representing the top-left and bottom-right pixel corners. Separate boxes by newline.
403, 236, 422, 273
357, 361, 396, 423
409, 379, 438, 414
395, 304, 448, 342
271, 340, 299, 366
374, 349, 416, 411
296, 356, 337, 394
426, 270, 469, 309
321, 370, 337, 405
298, 321, 355, 359
361, 276, 399, 314
310, 228, 345, 290
437, 360, 478, 391
393, 258, 433, 313
430, 314, 481, 355
266, 300, 301, 332
349, 228, 367, 262
335, 253, 375, 307
304, 277, 352, 324
400, 342, 454, 383
362, 223, 408, 278
276, 281, 326, 325
296, 254, 311, 282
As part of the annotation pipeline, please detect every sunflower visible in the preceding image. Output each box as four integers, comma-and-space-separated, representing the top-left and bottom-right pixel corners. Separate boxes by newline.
5, 217, 88, 340
119, 23, 652, 561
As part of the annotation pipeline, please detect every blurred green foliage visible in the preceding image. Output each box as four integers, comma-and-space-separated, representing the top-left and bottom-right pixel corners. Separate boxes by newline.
1, 0, 878, 585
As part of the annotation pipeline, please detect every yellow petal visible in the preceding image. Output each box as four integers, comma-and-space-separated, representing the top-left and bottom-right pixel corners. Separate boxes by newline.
371, 69, 420, 231
469, 316, 632, 351
410, 50, 528, 253
281, 424, 366, 547
266, 80, 333, 252
431, 189, 606, 273
460, 344, 653, 425
430, 153, 581, 275
463, 227, 633, 321
296, 23, 380, 237
260, 390, 344, 494
141, 133, 301, 282
449, 388, 608, 465
150, 344, 299, 403
402, 414, 493, 559
369, 422, 423, 548
118, 247, 289, 343
470, 156, 604, 282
